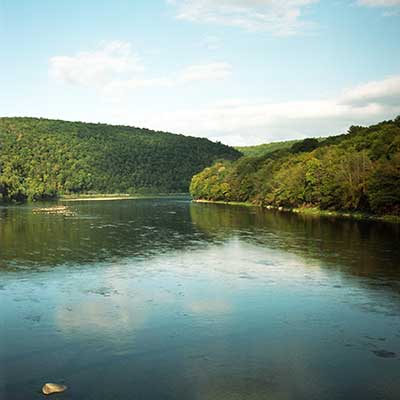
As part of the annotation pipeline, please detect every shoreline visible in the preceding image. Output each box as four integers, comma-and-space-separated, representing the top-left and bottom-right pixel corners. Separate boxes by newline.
0, 193, 190, 205
59, 193, 189, 202
60, 195, 141, 202
192, 199, 400, 223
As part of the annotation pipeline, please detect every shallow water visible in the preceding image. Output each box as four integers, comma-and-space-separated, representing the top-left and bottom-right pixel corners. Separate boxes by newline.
1, 198, 400, 400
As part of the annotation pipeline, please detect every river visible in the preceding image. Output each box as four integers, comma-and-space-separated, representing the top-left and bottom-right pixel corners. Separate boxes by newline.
1, 198, 399, 399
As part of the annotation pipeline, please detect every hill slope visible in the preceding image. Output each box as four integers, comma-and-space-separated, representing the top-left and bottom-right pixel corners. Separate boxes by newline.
190, 117, 400, 216
236, 132, 350, 157
236, 139, 300, 157
0, 117, 241, 201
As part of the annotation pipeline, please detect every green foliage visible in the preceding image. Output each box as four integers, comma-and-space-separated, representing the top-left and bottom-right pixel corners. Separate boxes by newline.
290, 138, 319, 154
368, 153, 400, 214
0, 117, 240, 202
237, 133, 348, 158
190, 117, 400, 216
236, 139, 299, 157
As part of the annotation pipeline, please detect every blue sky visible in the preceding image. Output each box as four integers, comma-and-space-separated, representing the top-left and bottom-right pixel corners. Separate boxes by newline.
1, 0, 400, 145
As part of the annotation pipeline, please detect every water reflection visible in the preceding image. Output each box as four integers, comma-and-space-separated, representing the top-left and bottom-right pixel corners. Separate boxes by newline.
1, 199, 400, 400
190, 203, 400, 278
0, 199, 207, 270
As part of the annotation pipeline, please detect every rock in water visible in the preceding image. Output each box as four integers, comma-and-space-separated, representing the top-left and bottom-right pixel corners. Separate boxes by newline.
42, 383, 68, 395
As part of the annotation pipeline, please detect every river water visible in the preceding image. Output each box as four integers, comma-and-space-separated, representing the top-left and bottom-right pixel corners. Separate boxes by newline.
1, 198, 399, 399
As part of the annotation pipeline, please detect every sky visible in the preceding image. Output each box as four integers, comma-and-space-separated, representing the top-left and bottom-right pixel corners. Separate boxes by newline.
1, 0, 400, 146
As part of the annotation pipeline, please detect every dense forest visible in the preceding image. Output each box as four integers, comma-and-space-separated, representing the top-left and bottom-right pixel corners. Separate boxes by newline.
190, 117, 400, 216
236, 139, 300, 157
0, 117, 241, 202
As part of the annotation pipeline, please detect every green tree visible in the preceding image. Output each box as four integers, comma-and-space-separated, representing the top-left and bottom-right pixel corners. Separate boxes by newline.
368, 153, 400, 214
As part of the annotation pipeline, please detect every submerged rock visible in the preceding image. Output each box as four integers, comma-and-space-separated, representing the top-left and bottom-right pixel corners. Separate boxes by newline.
372, 349, 396, 358
42, 383, 68, 395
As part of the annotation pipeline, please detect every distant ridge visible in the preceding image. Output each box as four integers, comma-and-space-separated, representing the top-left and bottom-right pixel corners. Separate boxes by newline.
0, 117, 241, 202
236, 139, 299, 157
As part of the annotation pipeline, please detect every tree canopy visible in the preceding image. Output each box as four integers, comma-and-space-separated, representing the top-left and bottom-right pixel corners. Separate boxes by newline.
0, 117, 241, 202
190, 117, 400, 216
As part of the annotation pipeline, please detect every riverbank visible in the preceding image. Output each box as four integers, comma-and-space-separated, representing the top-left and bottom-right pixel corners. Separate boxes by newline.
59, 193, 189, 202
192, 199, 400, 223
60, 194, 139, 202
0, 193, 190, 205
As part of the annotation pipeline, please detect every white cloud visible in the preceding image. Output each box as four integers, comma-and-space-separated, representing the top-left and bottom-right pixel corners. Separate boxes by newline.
168, 0, 318, 36
111, 75, 400, 145
50, 42, 231, 97
50, 41, 143, 88
358, 0, 400, 6
340, 75, 400, 106
49, 46, 400, 146
357, 0, 400, 16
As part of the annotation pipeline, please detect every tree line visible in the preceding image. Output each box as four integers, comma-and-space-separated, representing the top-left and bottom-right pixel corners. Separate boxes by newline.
190, 117, 400, 216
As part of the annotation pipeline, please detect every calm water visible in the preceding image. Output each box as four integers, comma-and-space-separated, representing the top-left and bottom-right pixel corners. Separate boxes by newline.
1, 198, 400, 400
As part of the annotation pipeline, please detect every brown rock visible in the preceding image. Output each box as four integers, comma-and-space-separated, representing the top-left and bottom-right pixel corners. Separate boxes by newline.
42, 383, 68, 395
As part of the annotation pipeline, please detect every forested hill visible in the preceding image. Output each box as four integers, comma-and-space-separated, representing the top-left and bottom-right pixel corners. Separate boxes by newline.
190, 117, 400, 216
0, 117, 241, 201
236, 133, 349, 157
236, 139, 300, 157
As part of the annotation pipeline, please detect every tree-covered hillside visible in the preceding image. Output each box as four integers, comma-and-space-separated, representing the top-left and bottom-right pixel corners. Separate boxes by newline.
190, 117, 400, 216
236, 133, 349, 158
0, 117, 241, 201
236, 139, 300, 157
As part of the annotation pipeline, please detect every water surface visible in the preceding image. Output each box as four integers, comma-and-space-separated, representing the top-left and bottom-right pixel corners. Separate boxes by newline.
1, 198, 400, 399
